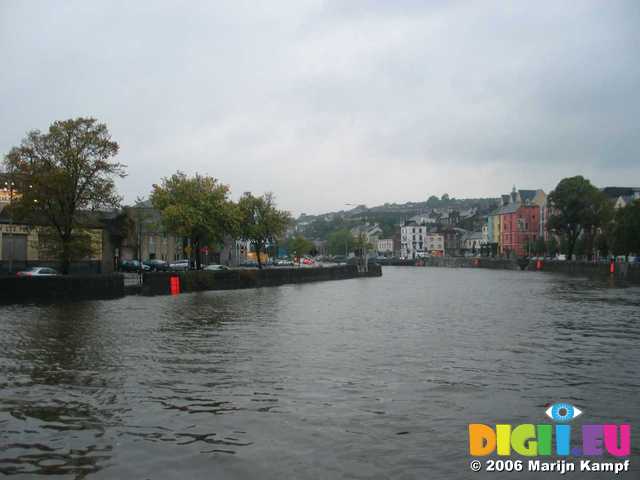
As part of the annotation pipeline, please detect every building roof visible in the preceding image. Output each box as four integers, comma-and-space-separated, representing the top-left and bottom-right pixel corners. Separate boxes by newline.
495, 203, 519, 215
602, 187, 640, 199
518, 189, 538, 203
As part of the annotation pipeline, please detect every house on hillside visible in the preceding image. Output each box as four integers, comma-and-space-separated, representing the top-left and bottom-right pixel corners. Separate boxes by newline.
350, 223, 383, 243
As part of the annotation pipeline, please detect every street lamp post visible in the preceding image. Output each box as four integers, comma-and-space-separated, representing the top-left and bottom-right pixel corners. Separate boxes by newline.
3, 180, 15, 273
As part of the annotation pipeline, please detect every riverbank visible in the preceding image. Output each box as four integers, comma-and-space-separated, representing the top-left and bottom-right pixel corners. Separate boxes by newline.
388, 256, 640, 284
0, 265, 382, 304
0, 273, 125, 304
142, 264, 382, 296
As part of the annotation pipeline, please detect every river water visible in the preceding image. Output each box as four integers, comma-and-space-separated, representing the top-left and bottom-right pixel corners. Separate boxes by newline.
1, 267, 639, 479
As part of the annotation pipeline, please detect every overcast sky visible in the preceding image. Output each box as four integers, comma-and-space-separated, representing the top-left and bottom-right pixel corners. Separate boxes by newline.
1, 1, 639, 215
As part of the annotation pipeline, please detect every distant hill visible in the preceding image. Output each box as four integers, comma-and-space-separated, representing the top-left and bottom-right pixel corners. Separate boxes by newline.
295, 196, 500, 240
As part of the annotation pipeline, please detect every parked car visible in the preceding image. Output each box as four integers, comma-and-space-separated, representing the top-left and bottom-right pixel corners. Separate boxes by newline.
143, 259, 170, 271
119, 260, 151, 272
274, 258, 294, 266
203, 264, 230, 271
169, 259, 191, 271
16, 267, 59, 277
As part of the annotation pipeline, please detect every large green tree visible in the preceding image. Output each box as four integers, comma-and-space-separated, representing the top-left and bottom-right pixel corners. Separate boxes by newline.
327, 229, 355, 256
4, 117, 124, 273
612, 200, 640, 258
237, 192, 291, 269
287, 235, 313, 260
151, 172, 238, 268
547, 176, 610, 260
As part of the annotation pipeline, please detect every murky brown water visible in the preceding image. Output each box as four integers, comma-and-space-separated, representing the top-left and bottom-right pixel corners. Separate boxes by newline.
1, 267, 639, 479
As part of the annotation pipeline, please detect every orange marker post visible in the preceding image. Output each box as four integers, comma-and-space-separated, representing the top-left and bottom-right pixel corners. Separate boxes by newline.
170, 275, 181, 295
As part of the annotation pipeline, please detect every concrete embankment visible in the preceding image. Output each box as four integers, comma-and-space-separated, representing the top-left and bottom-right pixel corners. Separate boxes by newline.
0, 273, 125, 304
421, 257, 520, 270
143, 264, 382, 296
527, 259, 640, 284
0, 265, 382, 304
392, 256, 640, 284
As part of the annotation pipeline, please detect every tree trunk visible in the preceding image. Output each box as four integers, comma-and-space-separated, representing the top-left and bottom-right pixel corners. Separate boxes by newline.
567, 234, 577, 261
61, 237, 72, 275
194, 239, 201, 270
584, 227, 594, 261
256, 242, 263, 270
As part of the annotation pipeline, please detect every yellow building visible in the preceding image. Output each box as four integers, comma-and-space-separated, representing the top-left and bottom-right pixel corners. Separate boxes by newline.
487, 211, 502, 252
0, 222, 105, 272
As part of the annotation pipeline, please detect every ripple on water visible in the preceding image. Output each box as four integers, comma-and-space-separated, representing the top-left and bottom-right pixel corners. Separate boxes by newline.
0, 268, 639, 478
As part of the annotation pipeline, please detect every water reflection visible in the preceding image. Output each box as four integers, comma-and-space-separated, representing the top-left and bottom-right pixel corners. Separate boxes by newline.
0, 303, 124, 477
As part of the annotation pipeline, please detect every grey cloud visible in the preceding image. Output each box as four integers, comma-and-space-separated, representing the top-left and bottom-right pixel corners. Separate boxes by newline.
1, 0, 639, 215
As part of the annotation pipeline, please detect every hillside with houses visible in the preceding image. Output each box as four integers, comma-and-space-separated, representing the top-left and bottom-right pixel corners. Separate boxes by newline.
292, 185, 640, 261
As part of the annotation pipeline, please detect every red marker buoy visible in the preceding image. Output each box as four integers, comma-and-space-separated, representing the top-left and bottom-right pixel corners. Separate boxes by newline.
170, 275, 181, 295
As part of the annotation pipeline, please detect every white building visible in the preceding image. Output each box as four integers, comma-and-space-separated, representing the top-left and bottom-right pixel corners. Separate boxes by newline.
400, 222, 445, 259
461, 231, 486, 254
377, 238, 394, 256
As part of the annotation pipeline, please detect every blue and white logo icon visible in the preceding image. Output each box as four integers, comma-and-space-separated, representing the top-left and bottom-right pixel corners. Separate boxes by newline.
545, 402, 583, 422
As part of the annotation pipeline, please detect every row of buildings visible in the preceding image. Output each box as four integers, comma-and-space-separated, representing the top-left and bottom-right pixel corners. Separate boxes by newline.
3, 182, 639, 271
363, 185, 640, 260
486, 186, 639, 257
0, 194, 260, 273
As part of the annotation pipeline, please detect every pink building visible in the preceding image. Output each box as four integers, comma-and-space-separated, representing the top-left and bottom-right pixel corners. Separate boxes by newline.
500, 204, 541, 257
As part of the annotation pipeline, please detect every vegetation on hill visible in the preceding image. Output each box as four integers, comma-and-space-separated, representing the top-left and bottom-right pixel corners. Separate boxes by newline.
296, 196, 500, 240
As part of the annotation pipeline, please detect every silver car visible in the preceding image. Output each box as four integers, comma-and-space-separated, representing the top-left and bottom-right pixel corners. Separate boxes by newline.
203, 264, 230, 271
16, 267, 59, 277
169, 259, 190, 271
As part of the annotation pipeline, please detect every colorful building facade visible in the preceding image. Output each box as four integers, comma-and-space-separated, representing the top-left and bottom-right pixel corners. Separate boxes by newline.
500, 204, 541, 257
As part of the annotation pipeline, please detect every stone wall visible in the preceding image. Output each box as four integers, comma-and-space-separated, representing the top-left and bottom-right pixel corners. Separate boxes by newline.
0, 273, 125, 304
528, 259, 640, 283
142, 264, 382, 296
390, 255, 640, 284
